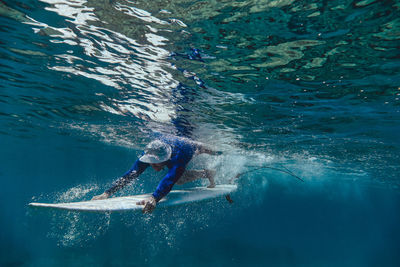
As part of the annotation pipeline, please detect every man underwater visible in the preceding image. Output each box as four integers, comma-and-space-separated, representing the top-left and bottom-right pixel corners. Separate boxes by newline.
92, 135, 218, 213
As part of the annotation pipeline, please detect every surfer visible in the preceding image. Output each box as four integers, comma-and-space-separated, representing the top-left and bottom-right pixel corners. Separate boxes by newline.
92, 135, 219, 213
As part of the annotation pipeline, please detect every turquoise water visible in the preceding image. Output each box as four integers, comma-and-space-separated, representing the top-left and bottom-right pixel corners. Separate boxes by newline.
1, 0, 400, 266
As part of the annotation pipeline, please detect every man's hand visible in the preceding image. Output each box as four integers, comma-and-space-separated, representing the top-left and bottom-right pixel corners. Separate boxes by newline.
91, 192, 110, 201
136, 196, 157, 214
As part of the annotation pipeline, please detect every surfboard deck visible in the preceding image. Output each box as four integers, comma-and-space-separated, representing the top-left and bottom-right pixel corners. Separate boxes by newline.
28, 184, 237, 212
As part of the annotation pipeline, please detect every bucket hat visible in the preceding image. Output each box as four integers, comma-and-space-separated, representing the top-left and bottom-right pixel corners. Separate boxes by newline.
139, 140, 172, 164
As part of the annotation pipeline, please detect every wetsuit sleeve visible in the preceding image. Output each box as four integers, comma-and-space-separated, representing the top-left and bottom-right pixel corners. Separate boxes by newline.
152, 142, 195, 201
105, 159, 149, 195
152, 164, 186, 201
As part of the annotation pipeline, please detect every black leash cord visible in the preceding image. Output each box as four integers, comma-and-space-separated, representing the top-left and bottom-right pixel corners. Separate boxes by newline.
231, 166, 304, 183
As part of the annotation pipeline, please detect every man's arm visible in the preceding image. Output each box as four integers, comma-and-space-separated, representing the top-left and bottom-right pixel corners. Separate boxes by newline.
104, 171, 139, 196
152, 164, 185, 201
136, 164, 185, 213
92, 159, 148, 200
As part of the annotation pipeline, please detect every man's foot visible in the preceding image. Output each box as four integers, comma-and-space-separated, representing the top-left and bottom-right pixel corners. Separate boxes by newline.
205, 170, 216, 188
225, 194, 234, 204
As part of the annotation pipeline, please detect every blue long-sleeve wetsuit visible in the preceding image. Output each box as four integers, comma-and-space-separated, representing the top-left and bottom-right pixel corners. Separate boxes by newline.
105, 136, 198, 201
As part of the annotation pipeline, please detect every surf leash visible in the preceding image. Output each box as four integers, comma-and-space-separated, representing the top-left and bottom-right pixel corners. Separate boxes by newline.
229, 165, 304, 184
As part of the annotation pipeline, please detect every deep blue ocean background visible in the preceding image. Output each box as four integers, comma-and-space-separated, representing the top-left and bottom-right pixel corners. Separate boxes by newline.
1, 0, 400, 266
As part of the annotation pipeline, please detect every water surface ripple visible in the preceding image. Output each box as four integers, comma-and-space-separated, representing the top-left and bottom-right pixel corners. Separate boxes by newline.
2, 0, 399, 184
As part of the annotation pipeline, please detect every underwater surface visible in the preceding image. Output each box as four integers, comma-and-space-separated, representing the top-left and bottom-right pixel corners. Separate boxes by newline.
1, 0, 400, 266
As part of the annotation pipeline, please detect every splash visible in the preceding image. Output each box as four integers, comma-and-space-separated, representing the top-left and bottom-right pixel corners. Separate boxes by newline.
47, 211, 111, 247
57, 184, 99, 202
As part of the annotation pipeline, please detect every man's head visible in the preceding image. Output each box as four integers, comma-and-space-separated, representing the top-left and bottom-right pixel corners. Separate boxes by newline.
139, 140, 172, 171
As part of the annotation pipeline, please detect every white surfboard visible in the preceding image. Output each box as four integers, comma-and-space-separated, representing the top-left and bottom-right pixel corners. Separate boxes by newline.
28, 184, 237, 212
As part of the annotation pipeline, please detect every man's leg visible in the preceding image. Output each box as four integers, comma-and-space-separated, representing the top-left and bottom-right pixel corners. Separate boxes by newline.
176, 169, 216, 188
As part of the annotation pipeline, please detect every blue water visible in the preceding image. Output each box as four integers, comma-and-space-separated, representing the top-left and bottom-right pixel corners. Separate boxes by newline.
1, 0, 400, 266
